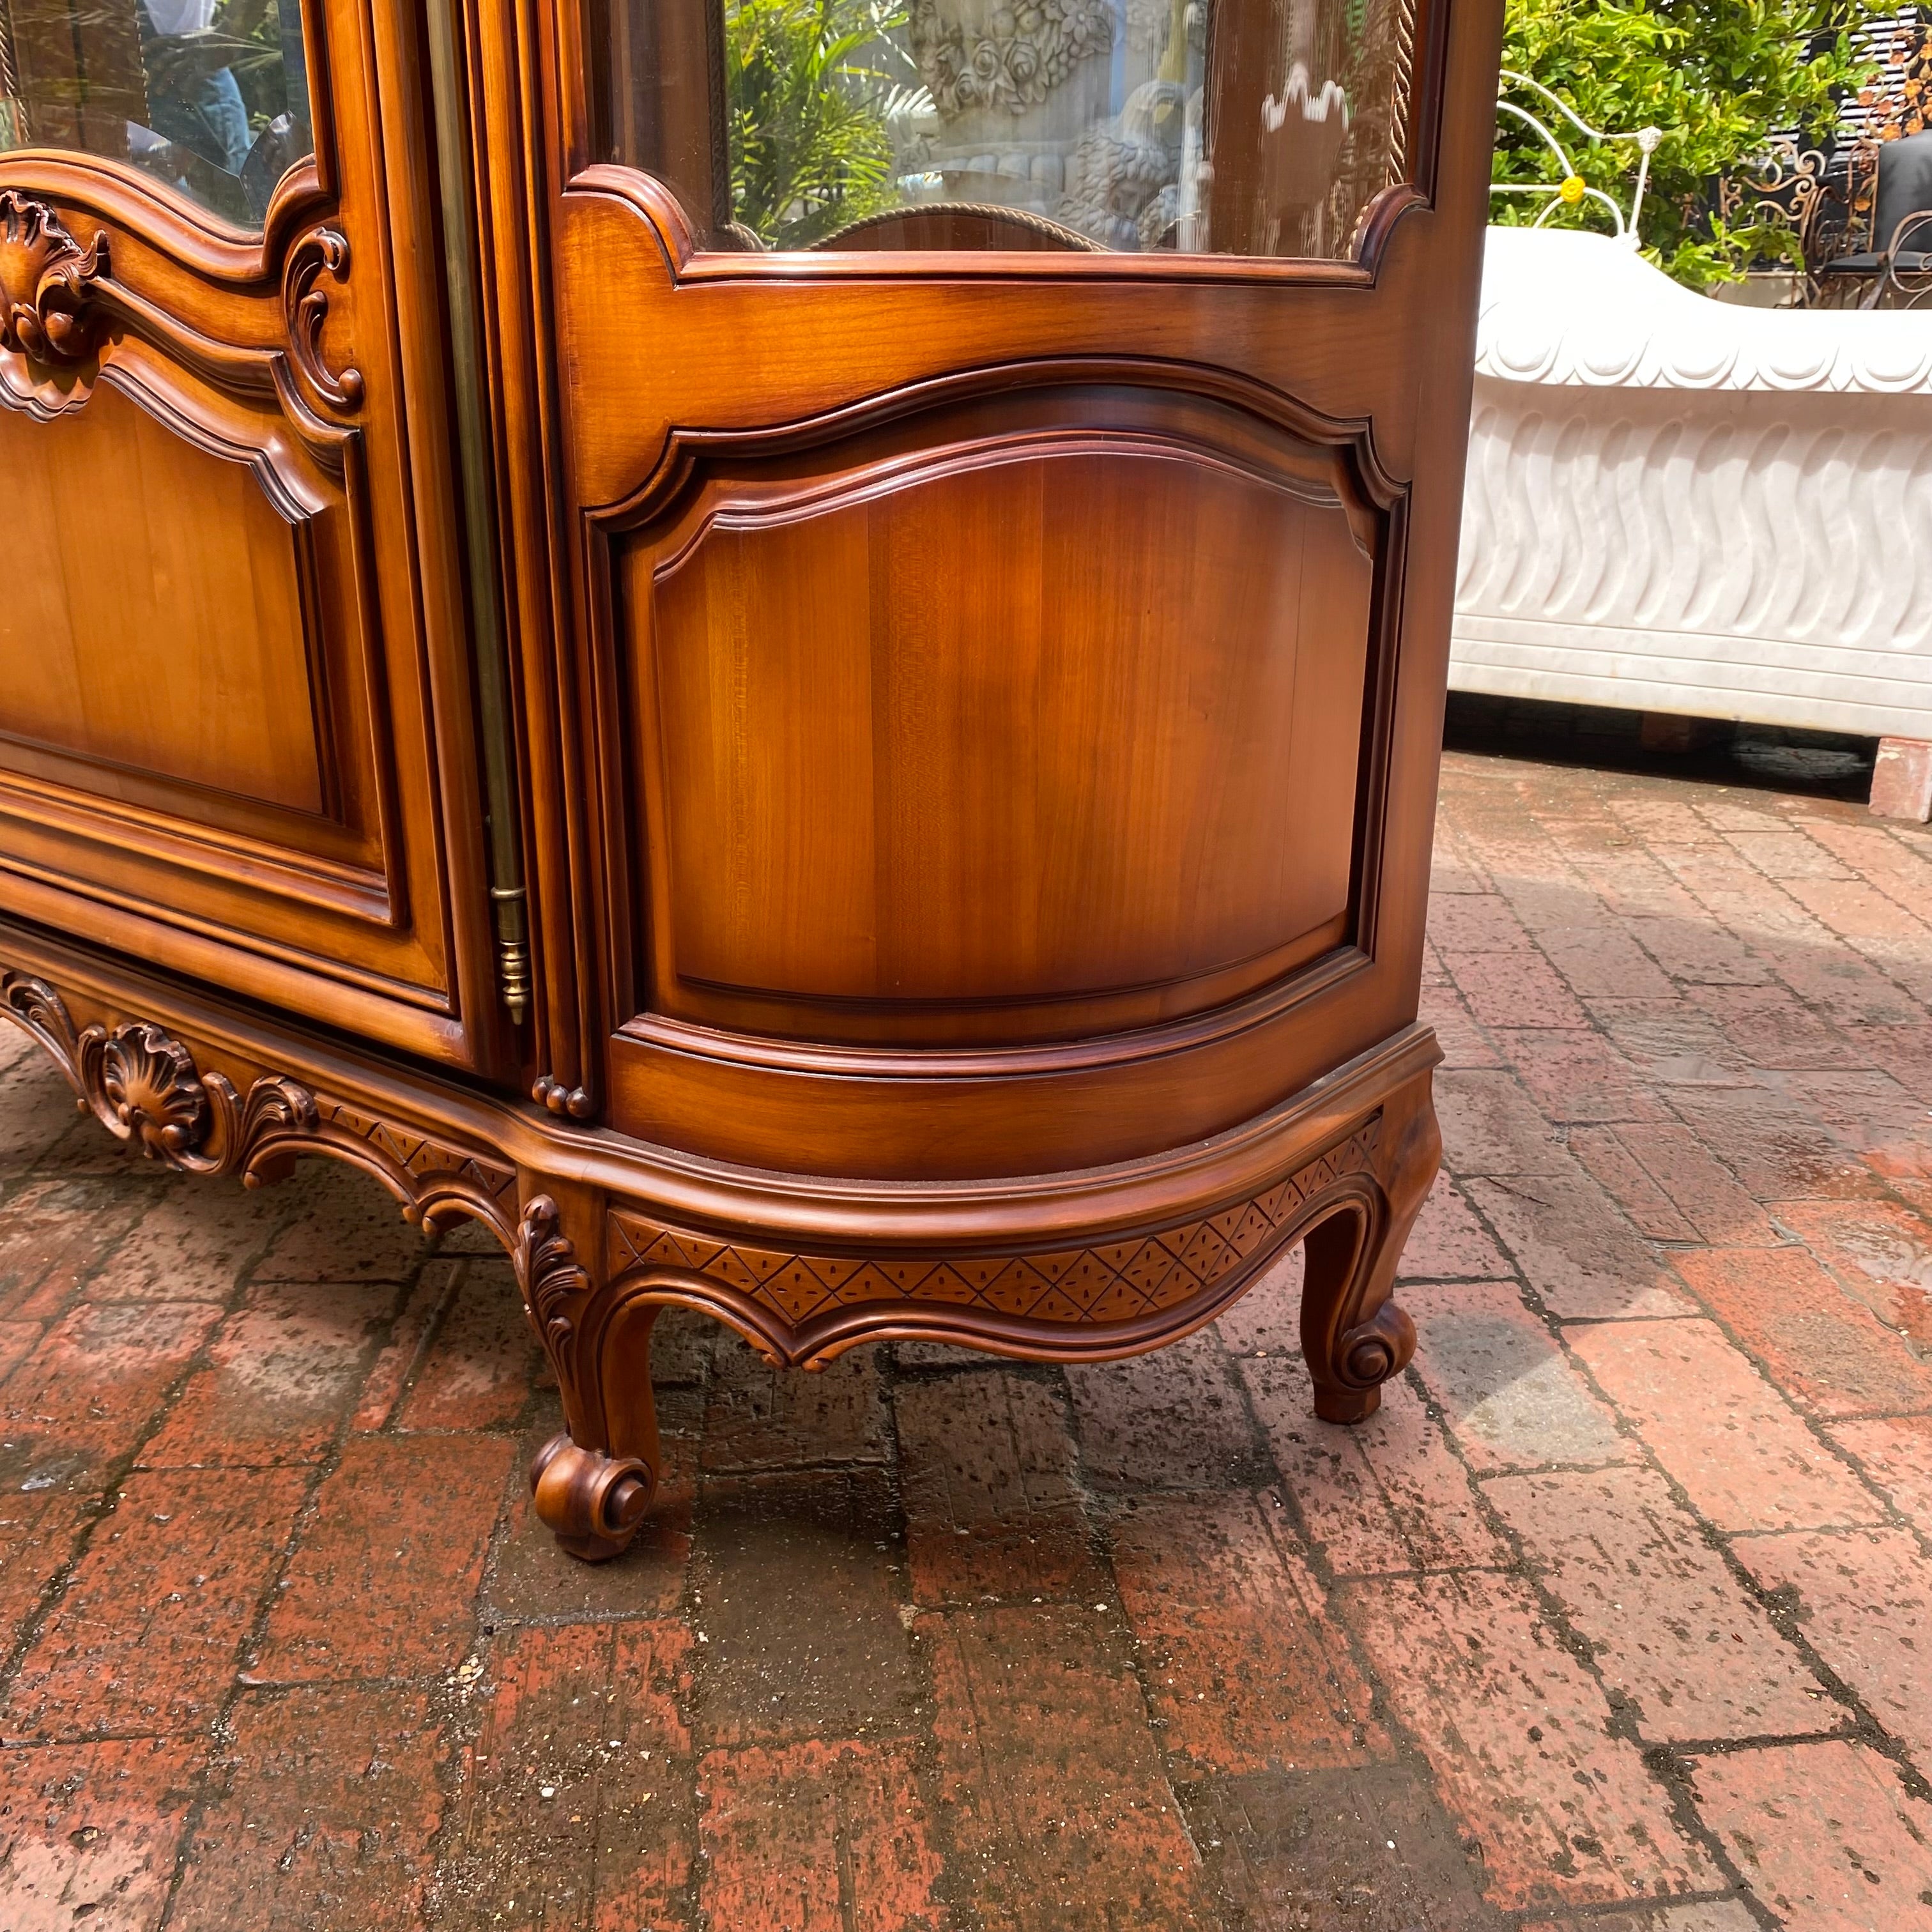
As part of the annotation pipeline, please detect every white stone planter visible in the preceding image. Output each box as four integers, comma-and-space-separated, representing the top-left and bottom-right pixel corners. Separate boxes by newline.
1453, 226, 1932, 741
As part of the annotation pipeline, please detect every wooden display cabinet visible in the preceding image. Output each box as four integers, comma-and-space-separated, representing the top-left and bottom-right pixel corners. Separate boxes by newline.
0, 0, 1501, 1556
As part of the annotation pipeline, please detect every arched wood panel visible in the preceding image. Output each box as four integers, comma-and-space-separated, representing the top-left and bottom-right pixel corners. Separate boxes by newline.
594, 374, 1413, 1175
0, 383, 334, 816
625, 408, 1379, 1045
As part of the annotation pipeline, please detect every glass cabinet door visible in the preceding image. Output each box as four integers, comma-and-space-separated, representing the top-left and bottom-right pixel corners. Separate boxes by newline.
586, 0, 1412, 255
0, 0, 312, 224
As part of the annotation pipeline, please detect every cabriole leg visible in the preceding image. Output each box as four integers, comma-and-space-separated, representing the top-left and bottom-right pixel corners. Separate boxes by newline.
512, 1188, 664, 1563
1299, 1070, 1439, 1423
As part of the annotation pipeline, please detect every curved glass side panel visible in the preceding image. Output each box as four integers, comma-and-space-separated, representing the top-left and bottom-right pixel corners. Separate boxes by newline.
587, 0, 1414, 256
0, 0, 314, 228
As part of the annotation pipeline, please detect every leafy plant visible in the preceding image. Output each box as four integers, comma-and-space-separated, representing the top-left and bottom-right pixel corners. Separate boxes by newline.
725, 0, 911, 247
1492, 0, 1886, 286
1844, 20, 1931, 234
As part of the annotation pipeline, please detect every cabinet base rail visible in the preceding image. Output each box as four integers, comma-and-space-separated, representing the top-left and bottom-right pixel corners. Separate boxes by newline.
0, 923, 1438, 1561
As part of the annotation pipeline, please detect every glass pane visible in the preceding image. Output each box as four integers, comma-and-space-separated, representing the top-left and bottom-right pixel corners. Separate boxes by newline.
589, 0, 1410, 256
0, 0, 314, 228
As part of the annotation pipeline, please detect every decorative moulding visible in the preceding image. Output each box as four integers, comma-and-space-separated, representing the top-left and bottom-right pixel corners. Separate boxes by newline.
0, 189, 109, 368
1473, 226, 1932, 396
1453, 226, 1932, 742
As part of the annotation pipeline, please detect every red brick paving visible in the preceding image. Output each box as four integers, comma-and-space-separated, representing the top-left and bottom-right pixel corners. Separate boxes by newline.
1107, 1491, 1386, 1774
696, 1737, 944, 1932
1689, 1740, 1932, 1931
1568, 1319, 1885, 1534
88, 1178, 286, 1305
924, 1602, 1213, 1930
700, 1343, 890, 1473
0, 1179, 149, 1321
1064, 1332, 1262, 1491
2, 1300, 220, 1477
1732, 1526, 1932, 1759
1520, 1908, 1758, 1932
2, 740, 1931, 1927
896, 1368, 1103, 1606
1775, 1198, 1932, 1347
1672, 1245, 1932, 1419
247, 1432, 516, 1683
2, 1466, 307, 1741
0, 1735, 200, 1930
169, 1683, 448, 1930
1404, 1278, 1629, 1471
1397, 1174, 1514, 1282
441, 1618, 694, 1929
1826, 1413, 1932, 1535
1244, 1351, 1512, 1575
392, 1260, 543, 1434
137, 1284, 393, 1468
1460, 1171, 1696, 1320
1342, 1570, 1717, 1910
1483, 1466, 1827, 1744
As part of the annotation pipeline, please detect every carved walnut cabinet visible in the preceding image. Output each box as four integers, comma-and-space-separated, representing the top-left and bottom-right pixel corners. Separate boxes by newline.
0, 0, 1499, 1555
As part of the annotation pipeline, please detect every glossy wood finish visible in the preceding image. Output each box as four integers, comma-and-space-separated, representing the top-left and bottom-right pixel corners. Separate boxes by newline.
0, 0, 507, 1070
632, 387, 1372, 1043
0, 386, 324, 811
0, 0, 1503, 1560
0, 935, 1438, 1557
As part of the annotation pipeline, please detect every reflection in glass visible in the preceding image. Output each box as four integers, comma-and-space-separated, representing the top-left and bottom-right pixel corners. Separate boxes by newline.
0, 0, 313, 227
588, 0, 1408, 256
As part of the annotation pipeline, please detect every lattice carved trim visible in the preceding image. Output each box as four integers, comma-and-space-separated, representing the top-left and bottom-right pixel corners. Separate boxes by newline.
608, 1120, 1380, 1333
316, 1098, 517, 1212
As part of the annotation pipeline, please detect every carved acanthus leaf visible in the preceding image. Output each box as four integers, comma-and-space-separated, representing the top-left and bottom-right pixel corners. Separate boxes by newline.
513, 1195, 590, 1360
283, 228, 364, 410
0, 190, 109, 366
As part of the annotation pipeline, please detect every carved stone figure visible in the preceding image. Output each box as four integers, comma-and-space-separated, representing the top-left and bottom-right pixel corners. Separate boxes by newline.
1057, 79, 1186, 248
908, 0, 1163, 216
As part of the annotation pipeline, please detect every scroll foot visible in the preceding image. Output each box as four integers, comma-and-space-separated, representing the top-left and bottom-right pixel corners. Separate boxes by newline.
1301, 1063, 1439, 1427
529, 1433, 656, 1562
1310, 1300, 1418, 1422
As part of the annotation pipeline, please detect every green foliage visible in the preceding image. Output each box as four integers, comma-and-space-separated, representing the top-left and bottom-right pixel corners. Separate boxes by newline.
1494, 0, 1883, 286
725, 0, 909, 247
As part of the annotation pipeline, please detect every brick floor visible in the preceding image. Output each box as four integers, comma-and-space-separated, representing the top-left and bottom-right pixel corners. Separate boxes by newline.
3, 720, 1932, 1928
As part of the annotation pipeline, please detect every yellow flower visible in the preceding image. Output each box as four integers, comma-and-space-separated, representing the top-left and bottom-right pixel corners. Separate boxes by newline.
1558, 173, 1586, 205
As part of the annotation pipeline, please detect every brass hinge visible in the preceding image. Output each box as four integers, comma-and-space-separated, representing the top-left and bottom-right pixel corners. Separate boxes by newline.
490, 884, 532, 1025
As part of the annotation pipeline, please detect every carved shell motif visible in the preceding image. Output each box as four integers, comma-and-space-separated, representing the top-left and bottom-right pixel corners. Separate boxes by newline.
95, 1022, 211, 1158
0, 190, 109, 365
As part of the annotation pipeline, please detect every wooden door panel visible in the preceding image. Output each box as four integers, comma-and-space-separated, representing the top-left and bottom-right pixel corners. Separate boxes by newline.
499, 0, 1500, 1162
593, 369, 1414, 1172
0, 335, 406, 936
633, 402, 1378, 1043
0, 383, 329, 815
0, 0, 511, 1071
